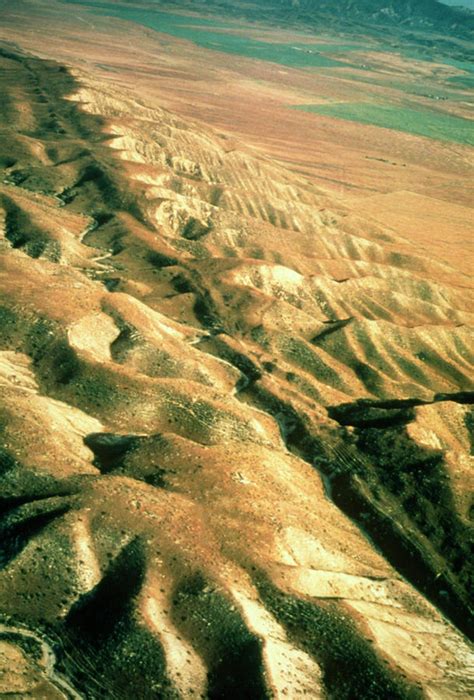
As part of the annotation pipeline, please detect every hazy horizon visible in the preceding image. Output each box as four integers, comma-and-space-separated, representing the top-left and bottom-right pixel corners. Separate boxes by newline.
440, 0, 474, 8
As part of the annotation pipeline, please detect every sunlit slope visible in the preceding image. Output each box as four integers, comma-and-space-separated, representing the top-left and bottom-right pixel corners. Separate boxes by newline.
69, 75, 474, 403
0, 49, 473, 698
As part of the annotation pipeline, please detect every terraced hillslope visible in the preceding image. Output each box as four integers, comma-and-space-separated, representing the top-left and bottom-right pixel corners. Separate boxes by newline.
0, 47, 473, 698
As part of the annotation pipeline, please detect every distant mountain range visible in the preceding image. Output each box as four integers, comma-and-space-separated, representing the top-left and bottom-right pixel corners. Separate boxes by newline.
249, 0, 474, 34
167, 0, 474, 38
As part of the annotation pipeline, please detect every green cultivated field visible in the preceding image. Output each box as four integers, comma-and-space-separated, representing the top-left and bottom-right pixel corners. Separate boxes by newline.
63, 1, 360, 68
293, 102, 474, 146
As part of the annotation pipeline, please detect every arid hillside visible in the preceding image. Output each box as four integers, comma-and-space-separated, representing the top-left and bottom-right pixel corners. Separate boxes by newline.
0, 3, 473, 699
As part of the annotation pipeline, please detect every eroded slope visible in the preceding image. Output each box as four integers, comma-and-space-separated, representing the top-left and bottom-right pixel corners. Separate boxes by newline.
0, 48, 473, 699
